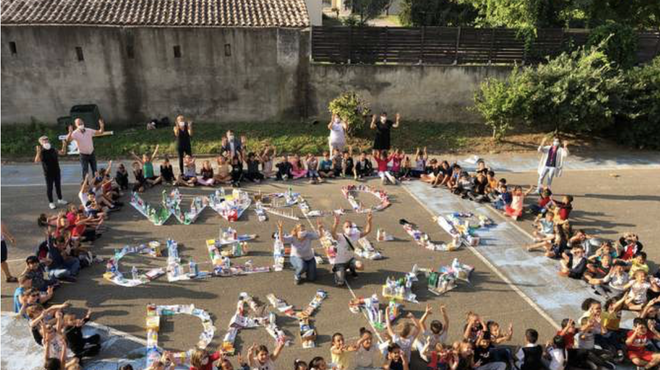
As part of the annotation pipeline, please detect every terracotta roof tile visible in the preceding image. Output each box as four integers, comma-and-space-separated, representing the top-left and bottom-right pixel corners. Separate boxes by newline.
1, 0, 310, 27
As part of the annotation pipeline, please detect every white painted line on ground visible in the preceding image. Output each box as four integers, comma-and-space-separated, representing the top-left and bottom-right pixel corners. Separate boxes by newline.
1, 183, 81, 187
401, 185, 561, 331
300, 205, 386, 344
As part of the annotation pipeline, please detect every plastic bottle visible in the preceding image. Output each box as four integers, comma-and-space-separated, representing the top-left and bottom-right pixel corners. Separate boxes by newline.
131, 266, 139, 281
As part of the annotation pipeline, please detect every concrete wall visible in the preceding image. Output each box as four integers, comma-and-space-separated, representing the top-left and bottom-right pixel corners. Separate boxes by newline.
307, 64, 512, 123
1, 25, 510, 125
1, 26, 307, 124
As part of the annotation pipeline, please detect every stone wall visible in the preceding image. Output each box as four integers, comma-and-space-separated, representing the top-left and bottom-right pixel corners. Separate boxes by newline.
1, 26, 307, 124
1, 26, 509, 125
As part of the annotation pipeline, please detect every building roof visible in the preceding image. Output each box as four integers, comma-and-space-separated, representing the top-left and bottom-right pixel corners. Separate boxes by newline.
1, 0, 310, 28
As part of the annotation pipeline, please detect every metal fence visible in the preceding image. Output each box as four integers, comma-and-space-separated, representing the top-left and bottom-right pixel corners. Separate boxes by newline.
311, 26, 660, 65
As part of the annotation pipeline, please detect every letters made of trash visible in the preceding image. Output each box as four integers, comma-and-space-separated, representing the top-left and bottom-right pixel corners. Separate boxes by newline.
145, 303, 215, 368
206, 227, 256, 259
382, 264, 421, 303
424, 258, 475, 296
209, 188, 252, 222
349, 294, 400, 332
267, 290, 328, 348
104, 241, 165, 287
435, 212, 493, 248
222, 293, 266, 355
130, 189, 207, 225
399, 219, 457, 251
341, 185, 390, 213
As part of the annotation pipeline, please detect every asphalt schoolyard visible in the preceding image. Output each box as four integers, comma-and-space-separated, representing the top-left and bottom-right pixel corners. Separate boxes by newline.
1, 156, 659, 369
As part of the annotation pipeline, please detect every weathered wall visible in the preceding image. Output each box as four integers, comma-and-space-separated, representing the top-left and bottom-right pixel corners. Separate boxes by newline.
1, 25, 510, 125
307, 64, 512, 123
1, 26, 307, 124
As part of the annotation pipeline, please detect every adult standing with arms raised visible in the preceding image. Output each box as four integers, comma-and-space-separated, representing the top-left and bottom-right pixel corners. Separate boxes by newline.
537, 136, 569, 192
65, 118, 106, 179
328, 113, 348, 154
35, 136, 68, 209
173, 115, 193, 174
370, 112, 400, 150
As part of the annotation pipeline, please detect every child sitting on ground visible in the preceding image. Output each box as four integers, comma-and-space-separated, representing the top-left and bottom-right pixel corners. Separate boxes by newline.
318, 152, 334, 179
244, 152, 264, 183
306, 154, 321, 184
354, 151, 373, 180
415, 304, 449, 362
176, 155, 198, 187
383, 343, 409, 370
290, 154, 307, 180
515, 329, 543, 370
532, 211, 555, 242
330, 332, 357, 370
260, 145, 276, 179
374, 150, 397, 185
341, 147, 354, 178
275, 154, 294, 181
131, 162, 147, 193
197, 160, 215, 187
214, 155, 232, 184
503, 185, 534, 221
130, 145, 163, 187
332, 149, 343, 177
559, 246, 588, 279
159, 156, 175, 185
230, 155, 243, 188
247, 342, 284, 370
411, 147, 428, 178
353, 328, 378, 370
385, 309, 422, 363
115, 164, 129, 191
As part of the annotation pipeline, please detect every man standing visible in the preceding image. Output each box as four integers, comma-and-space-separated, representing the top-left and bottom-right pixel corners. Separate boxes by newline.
173, 115, 193, 173
537, 136, 569, 192
34, 136, 68, 209
65, 118, 106, 179
222, 130, 243, 159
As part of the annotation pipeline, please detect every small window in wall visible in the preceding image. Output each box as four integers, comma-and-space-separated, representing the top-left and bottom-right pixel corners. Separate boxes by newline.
173, 45, 181, 58
224, 43, 231, 57
9, 42, 17, 55
75, 46, 84, 61
127, 44, 135, 59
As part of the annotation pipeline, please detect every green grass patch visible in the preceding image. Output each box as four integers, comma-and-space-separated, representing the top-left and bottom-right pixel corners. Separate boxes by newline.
1, 121, 490, 160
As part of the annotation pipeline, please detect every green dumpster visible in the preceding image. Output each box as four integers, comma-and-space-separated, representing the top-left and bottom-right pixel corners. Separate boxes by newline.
70, 104, 101, 129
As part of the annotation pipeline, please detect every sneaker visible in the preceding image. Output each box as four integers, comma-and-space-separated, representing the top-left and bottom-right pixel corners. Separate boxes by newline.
57, 199, 68, 205
294, 278, 302, 285
49, 202, 56, 209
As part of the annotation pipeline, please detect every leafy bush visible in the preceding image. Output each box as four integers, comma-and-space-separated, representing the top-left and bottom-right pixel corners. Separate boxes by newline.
328, 92, 371, 137
587, 22, 638, 69
473, 43, 625, 140
614, 57, 660, 149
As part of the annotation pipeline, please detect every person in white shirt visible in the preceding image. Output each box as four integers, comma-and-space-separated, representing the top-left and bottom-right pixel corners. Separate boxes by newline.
328, 212, 372, 286
328, 113, 348, 154
536, 136, 569, 192
65, 118, 106, 179
545, 335, 567, 370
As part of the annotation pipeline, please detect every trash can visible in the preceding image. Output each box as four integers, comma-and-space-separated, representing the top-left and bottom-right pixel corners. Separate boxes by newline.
70, 104, 101, 129
57, 116, 72, 127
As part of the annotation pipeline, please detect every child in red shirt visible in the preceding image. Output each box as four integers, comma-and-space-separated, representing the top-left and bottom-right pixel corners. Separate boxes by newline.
626, 318, 660, 368
373, 150, 397, 185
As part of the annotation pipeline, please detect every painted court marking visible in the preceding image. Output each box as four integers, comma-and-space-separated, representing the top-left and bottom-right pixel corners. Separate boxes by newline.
402, 182, 566, 330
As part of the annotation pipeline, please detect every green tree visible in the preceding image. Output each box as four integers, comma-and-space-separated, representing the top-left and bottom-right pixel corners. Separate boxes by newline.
473, 43, 625, 140
344, 0, 392, 26
399, 0, 478, 27
586, 22, 638, 69
328, 92, 371, 137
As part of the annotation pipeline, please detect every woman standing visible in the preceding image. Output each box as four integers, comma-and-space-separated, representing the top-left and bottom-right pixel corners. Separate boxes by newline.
35, 136, 68, 209
370, 112, 400, 151
328, 113, 348, 154
173, 115, 193, 174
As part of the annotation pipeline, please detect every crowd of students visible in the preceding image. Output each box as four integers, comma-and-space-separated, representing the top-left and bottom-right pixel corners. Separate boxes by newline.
6, 118, 658, 370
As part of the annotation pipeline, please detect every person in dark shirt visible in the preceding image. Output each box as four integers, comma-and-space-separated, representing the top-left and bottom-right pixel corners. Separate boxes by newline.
342, 148, 355, 178
468, 173, 490, 203
63, 310, 101, 359
34, 136, 68, 210
159, 156, 176, 185
115, 164, 130, 191
244, 152, 265, 183
516, 329, 544, 370
275, 155, 294, 181
46, 236, 80, 282
173, 116, 193, 173
230, 155, 244, 188
354, 152, 374, 179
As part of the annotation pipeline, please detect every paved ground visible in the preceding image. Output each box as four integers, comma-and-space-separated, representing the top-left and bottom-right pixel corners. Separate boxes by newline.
1, 152, 659, 369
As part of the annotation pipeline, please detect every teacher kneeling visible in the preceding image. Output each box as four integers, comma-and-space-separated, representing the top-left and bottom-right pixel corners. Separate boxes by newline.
277, 220, 325, 285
